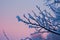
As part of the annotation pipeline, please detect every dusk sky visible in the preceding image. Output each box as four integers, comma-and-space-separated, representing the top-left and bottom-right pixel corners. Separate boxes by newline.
0, 0, 54, 40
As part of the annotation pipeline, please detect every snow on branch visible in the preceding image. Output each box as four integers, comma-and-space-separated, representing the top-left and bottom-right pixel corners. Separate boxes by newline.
16, 5, 60, 35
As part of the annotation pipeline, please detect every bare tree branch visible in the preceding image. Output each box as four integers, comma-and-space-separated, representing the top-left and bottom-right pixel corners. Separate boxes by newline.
3, 30, 9, 40
16, 0, 60, 35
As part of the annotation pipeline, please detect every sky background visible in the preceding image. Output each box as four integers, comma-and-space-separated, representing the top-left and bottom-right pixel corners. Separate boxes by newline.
0, 0, 52, 40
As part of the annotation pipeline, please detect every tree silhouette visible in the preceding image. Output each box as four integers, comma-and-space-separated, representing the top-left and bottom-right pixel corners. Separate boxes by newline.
16, 0, 60, 40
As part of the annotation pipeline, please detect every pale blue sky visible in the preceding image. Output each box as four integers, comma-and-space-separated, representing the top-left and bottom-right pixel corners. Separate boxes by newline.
0, 0, 35, 16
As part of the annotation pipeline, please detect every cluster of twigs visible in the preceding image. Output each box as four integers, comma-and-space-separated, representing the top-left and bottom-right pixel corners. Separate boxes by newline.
16, 0, 60, 40
16, 4, 60, 35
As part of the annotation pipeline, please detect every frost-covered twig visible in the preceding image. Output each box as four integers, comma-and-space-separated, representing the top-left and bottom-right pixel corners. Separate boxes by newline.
16, 0, 60, 35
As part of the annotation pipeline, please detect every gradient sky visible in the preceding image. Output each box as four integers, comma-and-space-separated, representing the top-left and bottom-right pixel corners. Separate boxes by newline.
0, 0, 52, 40
0, 0, 37, 40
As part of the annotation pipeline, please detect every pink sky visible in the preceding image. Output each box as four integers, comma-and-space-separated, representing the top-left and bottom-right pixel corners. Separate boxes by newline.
0, 0, 48, 40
